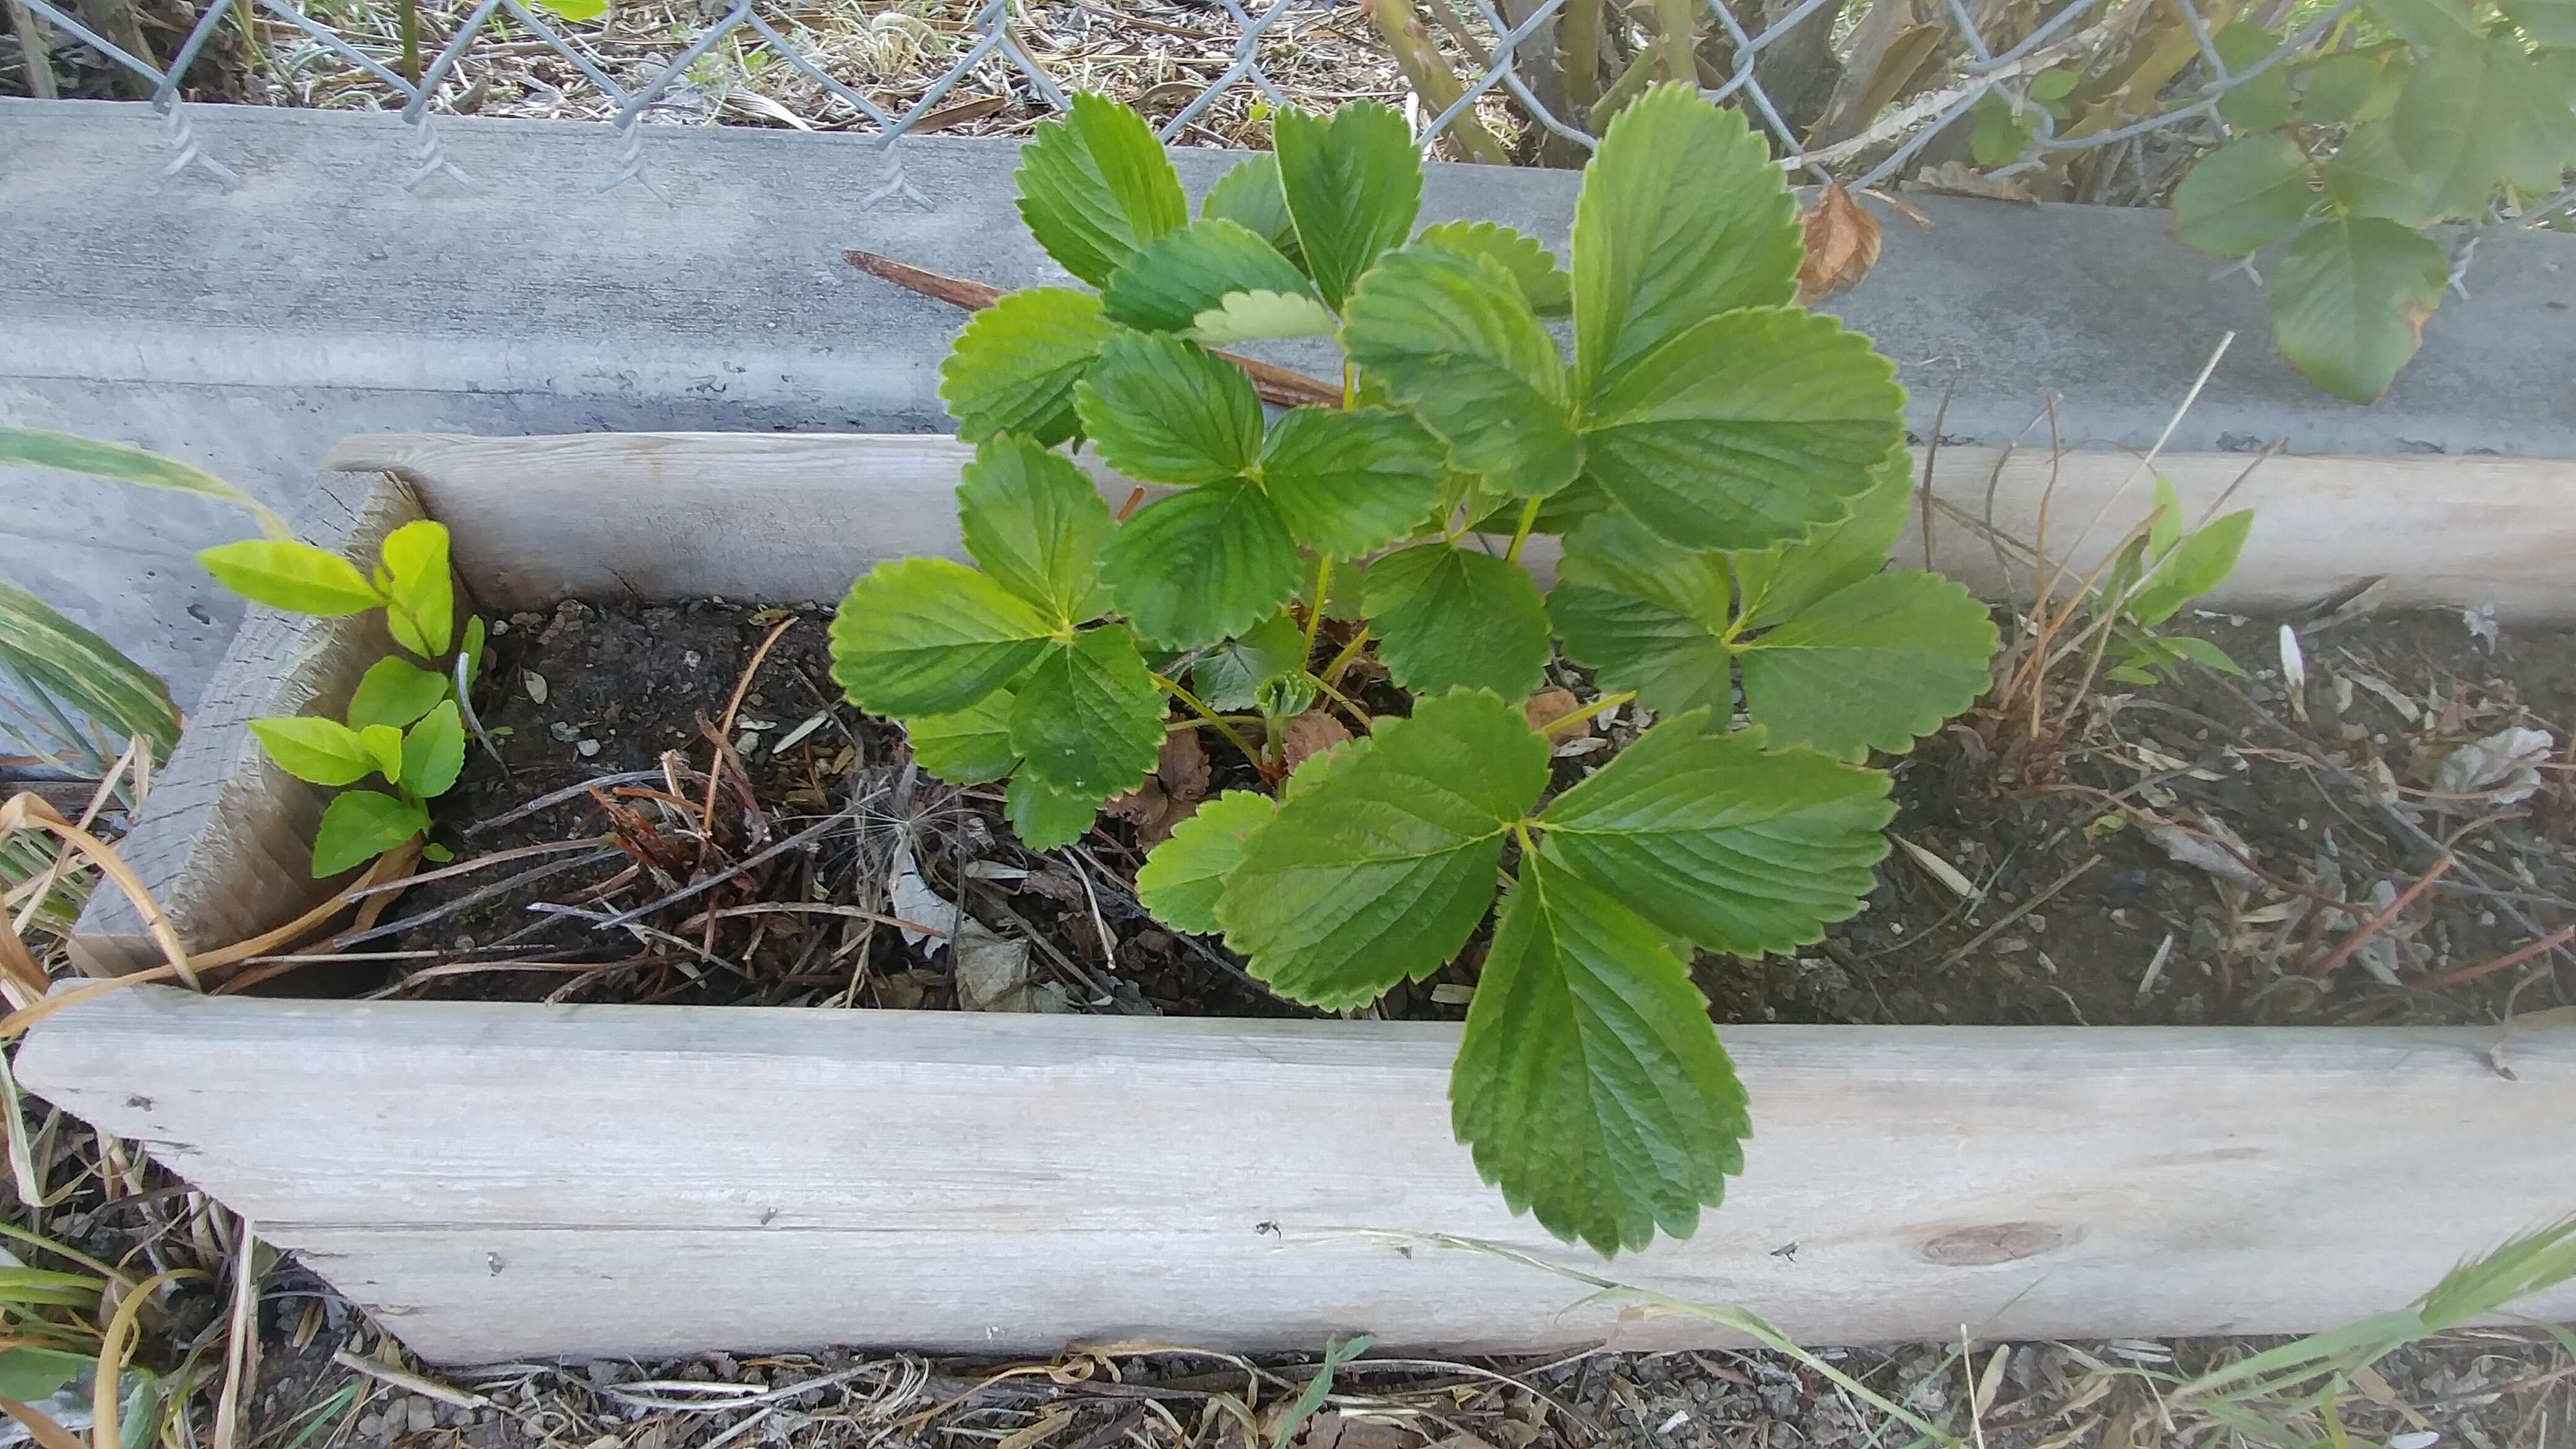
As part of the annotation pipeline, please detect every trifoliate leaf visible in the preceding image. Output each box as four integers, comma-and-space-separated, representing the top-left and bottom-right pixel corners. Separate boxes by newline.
1190, 611, 1308, 711
905, 689, 1020, 784
1582, 307, 1903, 550
830, 557, 1056, 717
1258, 407, 1448, 559
1341, 246, 1581, 499
1102, 219, 1316, 334
1076, 332, 1265, 485
1736, 572, 1998, 757
939, 287, 1117, 446
1014, 92, 1188, 288
1364, 542, 1552, 700
197, 539, 383, 617
1200, 153, 1305, 268
1451, 850, 1748, 1255
1415, 220, 1571, 316
345, 656, 448, 731
959, 434, 1113, 624
1570, 84, 1801, 400
1189, 289, 1341, 344
1100, 478, 1301, 648
2269, 215, 2446, 404
1732, 447, 1912, 629
2169, 135, 2315, 256
1136, 789, 1278, 933
1274, 100, 1421, 310
378, 520, 455, 657
1008, 770, 1103, 850
1538, 714, 1893, 957
1546, 513, 1736, 718
249, 715, 381, 787
399, 700, 466, 798
1216, 690, 1547, 1009
1007, 625, 1166, 796
311, 790, 430, 877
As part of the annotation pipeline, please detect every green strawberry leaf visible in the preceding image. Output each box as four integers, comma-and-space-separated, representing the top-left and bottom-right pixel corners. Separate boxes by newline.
1076, 332, 1265, 485
1571, 84, 1801, 401
1102, 219, 1317, 334
400, 700, 466, 798
1188, 289, 1341, 344
1200, 153, 1305, 268
1007, 625, 1166, 796
1190, 611, 1309, 711
378, 519, 453, 658
959, 434, 1113, 625
198, 539, 383, 617
1014, 92, 1188, 288
1364, 542, 1552, 700
1216, 690, 1548, 1009
1136, 789, 1279, 933
1732, 448, 1913, 629
906, 689, 1021, 785
1258, 407, 1448, 559
1736, 572, 1999, 758
346, 656, 449, 731
1452, 850, 1748, 1255
249, 715, 381, 787
939, 288, 1118, 448
2269, 215, 2446, 404
311, 790, 429, 877
1007, 770, 1105, 850
1582, 307, 1904, 550
1099, 477, 1301, 648
1415, 220, 1572, 316
1341, 246, 1581, 499
1538, 714, 1894, 956
1274, 100, 1421, 310
830, 557, 1058, 717
1547, 513, 1738, 718
2170, 135, 2315, 256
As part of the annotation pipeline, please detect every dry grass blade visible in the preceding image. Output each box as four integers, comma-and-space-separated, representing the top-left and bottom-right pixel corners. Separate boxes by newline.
96, 1266, 196, 1449
0, 792, 195, 987
0, 1396, 86, 1449
213, 1219, 259, 1449
329, 1348, 490, 1409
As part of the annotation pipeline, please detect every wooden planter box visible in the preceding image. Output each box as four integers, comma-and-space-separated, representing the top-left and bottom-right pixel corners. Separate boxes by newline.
23, 432, 2576, 1365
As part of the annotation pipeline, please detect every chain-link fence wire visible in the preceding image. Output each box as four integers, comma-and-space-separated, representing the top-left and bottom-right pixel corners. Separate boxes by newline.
3, 0, 2349, 204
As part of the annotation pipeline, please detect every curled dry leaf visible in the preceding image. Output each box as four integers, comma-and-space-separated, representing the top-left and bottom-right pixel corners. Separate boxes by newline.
1105, 728, 1216, 846
1797, 183, 1883, 302
1904, 160, 2039, 204
1522, 687, 1591, 742
1280, 710, 1353, 772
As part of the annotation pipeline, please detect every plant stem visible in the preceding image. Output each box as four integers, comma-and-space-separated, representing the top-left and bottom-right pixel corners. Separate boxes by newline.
1502, 496, 1544, 565
1559, 0, 1603, 124
1535, 689, 1634, 737
1152, 672, 1260, 765
398, 0, 421, 84
1308, 673, 1373, 729
1321, 627, 1373, 689
1302, 554, 1333, 659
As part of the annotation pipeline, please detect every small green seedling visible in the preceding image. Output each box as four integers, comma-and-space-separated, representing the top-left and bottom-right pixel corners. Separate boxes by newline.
834, 85, 2000, 1252
2097, 476, 2256, 686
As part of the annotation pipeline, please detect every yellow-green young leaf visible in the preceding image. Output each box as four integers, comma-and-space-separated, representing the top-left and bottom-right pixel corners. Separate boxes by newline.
1414, 220, 1572, 316
1547, 513, 1738, 718
459, 612, 488, 685
1136, 790, 1279, 933
905, 688, 1021, 785
1007, 770, 1104, 850
0, 581, 181, 762
1258, 407, 1448, 559
1099, 478, 1301, 648
1075, 332, 1266, 485
2213, 24, 2293, 132
959, 435, 1113, 625
249, 715, 380, 786
1582, 308, 1904, 551
1014, 92, 1188, 288
346, 656, 448, 731
533, 0, 606, 20
2127, 510, 2256, 626
358, 723, 406, 783
830, 557, 1057, 717
401, 700, 466, 798
939, 288, 1118, 447
311, 790, 429, 877
1571, 85, 1801, 400
2146, 475, 2186, 560
1341, 246, 1580, 499
2270, 216, 2446, 404
1364, 542, 1552, 700
1736, 572, 1999, 757
378, 520, 454, 658
1190, 612, 1307, 711
1451, 850, 1749, 1255
1274, 101, 1421, 310
1102, 219, 1316, 334
1200, 154, 1306, 269
1007, 625, 1166, 796
197, 539, 383, 617
2170, 135, 2315, 256
1188, 290, 1341, 344
1216, 690, 1548, 1009
0, 427, 291, 537
1538, 713, 1893, 957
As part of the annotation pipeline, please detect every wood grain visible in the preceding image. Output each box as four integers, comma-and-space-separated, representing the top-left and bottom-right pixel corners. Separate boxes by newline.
19, 987, 2576, 1361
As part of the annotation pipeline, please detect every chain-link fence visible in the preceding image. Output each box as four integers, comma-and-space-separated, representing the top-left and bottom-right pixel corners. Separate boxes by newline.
4, 0, 2349, 206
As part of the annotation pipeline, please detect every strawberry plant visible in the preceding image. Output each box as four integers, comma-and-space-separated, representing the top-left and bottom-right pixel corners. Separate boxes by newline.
832, 84, 1999, 1253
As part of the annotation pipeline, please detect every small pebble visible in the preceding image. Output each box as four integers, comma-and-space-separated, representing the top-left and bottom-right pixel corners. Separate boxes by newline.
577, 739, 602, 758
356, 1415, 384, 1442
407, 1399, 438, 1435
523, 671, 549, 705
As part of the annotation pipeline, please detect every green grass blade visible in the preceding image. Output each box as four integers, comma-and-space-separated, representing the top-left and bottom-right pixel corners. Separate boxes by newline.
0, 584, 181, 767
0, 429, 290, 538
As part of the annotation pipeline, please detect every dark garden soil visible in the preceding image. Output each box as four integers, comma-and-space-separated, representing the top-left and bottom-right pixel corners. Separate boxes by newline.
334, 598, 2576, 1035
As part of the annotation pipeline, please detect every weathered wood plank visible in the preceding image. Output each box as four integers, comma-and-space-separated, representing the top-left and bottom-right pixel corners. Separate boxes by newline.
19, 988, 2576, 1361
328, 431, 2576, 620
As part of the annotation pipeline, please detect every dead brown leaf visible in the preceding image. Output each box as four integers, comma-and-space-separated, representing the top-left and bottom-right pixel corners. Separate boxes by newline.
1103, 729, 1216, 846
1904, 160, 2039, 204
1157, 729, 1210, 808
1798, 183, 1884, 301
1523, 688, 1592, 742
1281, 711, 1353, 772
